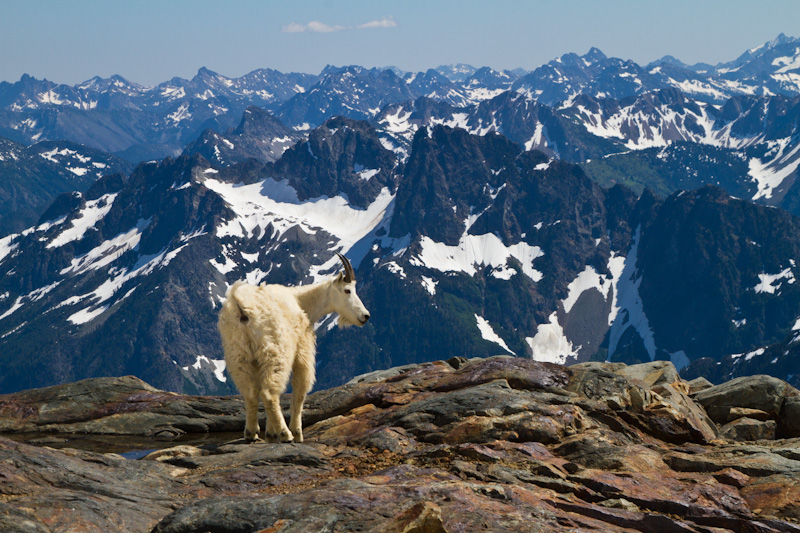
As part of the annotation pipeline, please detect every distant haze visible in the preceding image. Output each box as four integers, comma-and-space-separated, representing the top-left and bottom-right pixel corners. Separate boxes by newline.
1, 0, 798, 86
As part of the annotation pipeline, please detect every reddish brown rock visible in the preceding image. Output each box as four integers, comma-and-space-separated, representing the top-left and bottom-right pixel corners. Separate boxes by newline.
1, 356, 799, 532
0, 375, 245, 436
721, 417, 777, 441
383, 501, 448, 533
729, 407, 772, 421
740, 474, 800, 520
713, 468, 751, 488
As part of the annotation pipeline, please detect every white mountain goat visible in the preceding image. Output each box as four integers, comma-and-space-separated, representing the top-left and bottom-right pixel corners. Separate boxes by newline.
218, 253, 370, 442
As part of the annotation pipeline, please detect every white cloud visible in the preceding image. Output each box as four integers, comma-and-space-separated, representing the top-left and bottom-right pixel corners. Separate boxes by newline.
282, 20, 346, 33
307, 21, 347, 33
356, 17, 397, 29
283, 17, 396, 33
282, 22, 308, 33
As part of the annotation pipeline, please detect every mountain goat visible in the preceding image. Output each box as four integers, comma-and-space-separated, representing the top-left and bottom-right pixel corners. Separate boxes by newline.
218, 253, 370, 442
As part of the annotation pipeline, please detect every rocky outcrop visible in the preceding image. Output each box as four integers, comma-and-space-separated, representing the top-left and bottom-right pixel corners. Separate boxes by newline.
1, 357, 800, 532
182, 106, 304, 166
0, 375, 244, 438
694, 374, 800, 439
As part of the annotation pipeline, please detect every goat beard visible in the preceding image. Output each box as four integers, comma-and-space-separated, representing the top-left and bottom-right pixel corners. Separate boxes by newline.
337, 314, 360, 328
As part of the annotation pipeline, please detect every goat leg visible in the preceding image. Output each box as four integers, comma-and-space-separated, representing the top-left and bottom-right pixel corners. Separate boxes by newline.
243, 392, 261, 442
261, 390, 294, 442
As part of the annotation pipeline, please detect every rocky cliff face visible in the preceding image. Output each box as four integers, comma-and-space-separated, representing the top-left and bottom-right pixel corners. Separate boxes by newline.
2, 121, 800, 395
0, 137, 133, 234
1, 358, 800, 532
182, 106, 304, 166
267, 116, 399, 208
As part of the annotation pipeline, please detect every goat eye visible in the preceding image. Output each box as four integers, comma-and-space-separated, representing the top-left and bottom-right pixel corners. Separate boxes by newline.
344, 289, 351, 294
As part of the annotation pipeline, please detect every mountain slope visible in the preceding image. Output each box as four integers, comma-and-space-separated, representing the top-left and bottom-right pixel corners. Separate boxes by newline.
182, 106, 304, 165
373, 92, 625, 162
276, 66, 414, 129
0, 119, 402, 394
2, 107, 800, 394
713, 33, 800, 96
0, 136, 133, 234
635, 186, 800, 364
580, 142, 754, 198
574, 92, 800, 214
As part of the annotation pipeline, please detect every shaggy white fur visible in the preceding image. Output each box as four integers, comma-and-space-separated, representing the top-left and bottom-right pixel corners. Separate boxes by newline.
218, 255, 369, 442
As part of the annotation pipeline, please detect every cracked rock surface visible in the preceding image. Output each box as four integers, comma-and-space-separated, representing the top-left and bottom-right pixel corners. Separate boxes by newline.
1, 356, 800, 532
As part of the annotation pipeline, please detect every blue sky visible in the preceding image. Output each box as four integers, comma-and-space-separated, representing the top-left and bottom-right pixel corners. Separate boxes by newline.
1, 0, 798, 86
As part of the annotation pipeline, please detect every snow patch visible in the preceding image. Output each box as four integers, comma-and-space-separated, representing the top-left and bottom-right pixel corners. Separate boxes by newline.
383, 261, 407, 279
356, 167, 380, 181
420, 276, 437, 295
0, 281, 62, 323
606, 227, 657, 361
183, 355, 227, 382
475, 314, 515, 355
748, 140, 800, 201
379, 107, 413, 135
36, 216, 68, 233
68, 305, 108, 325
0, 235, 19, 264
525, 124, 545, 151
526, 312, 577, 364
773, 51, 800, 73
754, 267, 795, 294
210, 255, 238, 274
204, 179, 393, 272
669, 350, 690, 371
47, 193, 118, 249
58, 244, 190, 324
60, 218, 151, 276
562, 266, 612, 314
167, 102, 191, 124
732, 348, 766, 362
0, 297, 24, 322
68, 167, 89, 177
413, 233, 543, 283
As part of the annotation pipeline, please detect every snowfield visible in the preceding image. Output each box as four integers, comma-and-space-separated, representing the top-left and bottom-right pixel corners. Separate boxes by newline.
411, 233, 544, 283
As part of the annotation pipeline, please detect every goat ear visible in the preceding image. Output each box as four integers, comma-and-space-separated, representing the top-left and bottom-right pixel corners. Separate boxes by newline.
335, 272, 344, 283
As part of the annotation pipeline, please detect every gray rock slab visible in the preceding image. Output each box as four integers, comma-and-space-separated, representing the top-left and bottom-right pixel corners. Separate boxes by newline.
694, 374, 799, 423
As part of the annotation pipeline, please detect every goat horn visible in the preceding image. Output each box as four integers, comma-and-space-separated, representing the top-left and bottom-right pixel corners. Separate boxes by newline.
336, 252, 355, 282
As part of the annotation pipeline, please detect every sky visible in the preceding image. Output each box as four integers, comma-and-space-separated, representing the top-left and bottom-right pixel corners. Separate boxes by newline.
1, 0, 798, 86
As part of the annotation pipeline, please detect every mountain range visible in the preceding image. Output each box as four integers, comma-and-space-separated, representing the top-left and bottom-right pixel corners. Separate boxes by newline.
2, 32, 798, 160
0, 34, 800, 394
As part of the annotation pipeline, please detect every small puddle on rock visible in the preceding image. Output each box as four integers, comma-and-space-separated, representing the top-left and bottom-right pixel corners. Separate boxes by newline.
118, 449, 159, 460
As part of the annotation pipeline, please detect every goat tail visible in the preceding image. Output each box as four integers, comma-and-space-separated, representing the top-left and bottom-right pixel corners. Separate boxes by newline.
226, 281, 250, 323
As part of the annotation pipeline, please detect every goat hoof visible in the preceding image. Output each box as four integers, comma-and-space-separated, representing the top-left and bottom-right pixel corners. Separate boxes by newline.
267, 430, 294, 443
244, 430, 261, 442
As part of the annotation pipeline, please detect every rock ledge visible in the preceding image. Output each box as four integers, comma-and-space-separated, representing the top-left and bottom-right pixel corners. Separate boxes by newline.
1, 357, 799, 532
